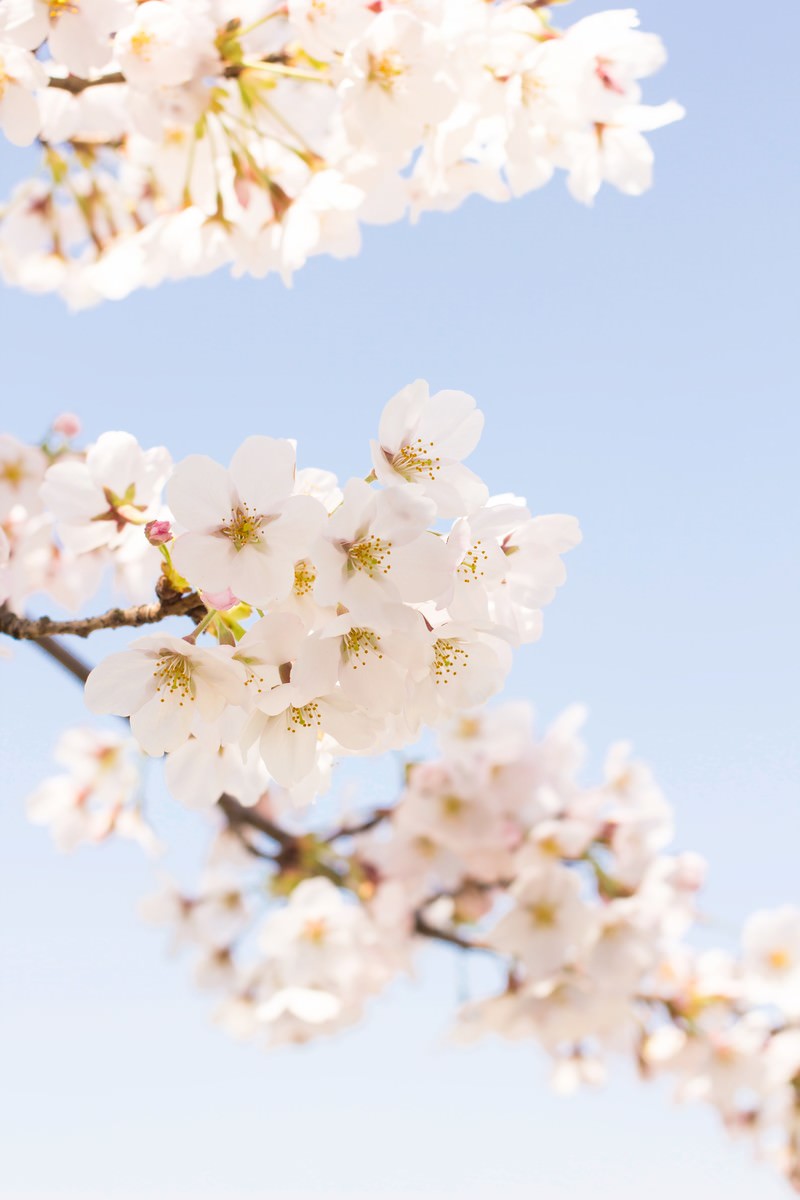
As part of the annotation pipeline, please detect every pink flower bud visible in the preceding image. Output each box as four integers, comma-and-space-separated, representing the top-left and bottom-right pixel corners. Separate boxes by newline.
145, 519, 173, 546
200, 587, 239, 611
53, 412, 81, 438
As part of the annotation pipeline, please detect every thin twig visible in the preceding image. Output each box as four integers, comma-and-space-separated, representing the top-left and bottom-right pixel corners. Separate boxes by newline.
47, 71, 127, 95
218, 793, 297, 851
32, 635, 92, 685
329, 808, 392, 840
45, 58, 287, 97
413, 911, 495, 956
0, 592, 203, 641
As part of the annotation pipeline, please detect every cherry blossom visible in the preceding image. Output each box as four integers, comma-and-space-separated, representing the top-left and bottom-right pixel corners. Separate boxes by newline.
41, 430, 172, 552
370, 379, 488, 518
0, 3, 682, 304
25, 725, 157, 852
84, 634, 249, 755
168, 437, 326, 608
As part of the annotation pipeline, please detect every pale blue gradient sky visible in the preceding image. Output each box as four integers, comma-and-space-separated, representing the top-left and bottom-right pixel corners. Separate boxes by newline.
1, 2, 798, 1197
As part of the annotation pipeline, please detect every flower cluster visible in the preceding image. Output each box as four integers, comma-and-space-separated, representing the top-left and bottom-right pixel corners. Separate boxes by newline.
1, 382, 580, 802
26, 723, 158, 852
0, 2, 682, 304
131, 702, 800, 1191
0, 415, 170, 611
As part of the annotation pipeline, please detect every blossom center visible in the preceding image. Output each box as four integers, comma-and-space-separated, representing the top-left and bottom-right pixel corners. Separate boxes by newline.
153, 651, 195, 704
302, 917, 328, 944
49, 0, 79, 19
0, 458, 26, 489
347, 535, 392, 578
367, 51, 406, 92
386, 438, 441, 482
441, 794, 464, 818
293, 559, 316, 596
220, 503, 270, 551
130, 31, 157, 61
527, 900, 557, 928
433, 638, 470, 683
343, 627, 383, 667
459, 541, 488, 583
768, 948, 792, 971
287, 702, 322, 732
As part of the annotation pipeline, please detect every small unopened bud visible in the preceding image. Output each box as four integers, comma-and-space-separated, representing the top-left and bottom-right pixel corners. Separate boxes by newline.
145, 519, 173, 546
53, 412, 81, 438
200, 587, 239, 611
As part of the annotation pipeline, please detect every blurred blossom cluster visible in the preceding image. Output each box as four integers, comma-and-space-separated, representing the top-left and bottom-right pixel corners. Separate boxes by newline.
0, 1, 682, 304
35, 700, 799, 1190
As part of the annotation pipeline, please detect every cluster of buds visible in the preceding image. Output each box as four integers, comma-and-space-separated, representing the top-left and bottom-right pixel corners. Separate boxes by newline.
0, 2, 682, 304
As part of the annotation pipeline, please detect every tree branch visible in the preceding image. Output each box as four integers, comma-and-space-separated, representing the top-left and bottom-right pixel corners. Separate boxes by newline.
44, 59, 283, 97
0, 592, 204, 642
413, 911, 495, 956
329, 807, 392, 840
47, 71, 127, 95
218, 793, 297, 852
32, 635, 92, 685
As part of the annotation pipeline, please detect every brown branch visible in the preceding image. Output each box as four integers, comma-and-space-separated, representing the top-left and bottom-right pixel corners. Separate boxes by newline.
44, 58, 282, 97
218, 793, 297, 851
329, 807, 392, 840
413, 911, 495, 956
26, 637, 501, 960
32, 635, 92, 685
0, 592, 204, 642
47, 71, 126, 95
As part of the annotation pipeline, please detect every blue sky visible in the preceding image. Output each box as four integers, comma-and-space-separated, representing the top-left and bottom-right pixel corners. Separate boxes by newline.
1, 2, 798, 1197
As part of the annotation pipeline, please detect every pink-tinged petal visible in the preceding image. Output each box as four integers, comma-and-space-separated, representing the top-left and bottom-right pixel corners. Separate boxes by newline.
145, 519, 173, 546
87, 431, 142, 494
136, 445, 172, 504
373, 485, 435, 543
259, 715, 318, 787
193, 652, 248, 715
228, 544, 294, 608
26, 777, 76, 824
259, 987, 340, 1024
326, 477, 375, 542
84, 651, 155, 716
309, 537, 346, 608
237, 613, 307, 667
164, 740, 224, 809
421, 465, 489, 519
417, 390, 483, 460
252, 682, 293, 716
49, 10, 114, 74
290, 635, 340, 705
53, 413, 81, 438
131, 693, 194, 756
229, 436, 296, 513
199, 586, 238, 610
269, 495, 327, 549
172, 532, 237, 594
58, 521, 116, 553
524, 514, 583, 553
320, 696, 376, 751
0, 84, 41, 147
390, 534, 453, 603
339, 653, 404, 713
377, 379, 428, 452
167, 456, 237, 531
41, 460, 105, 523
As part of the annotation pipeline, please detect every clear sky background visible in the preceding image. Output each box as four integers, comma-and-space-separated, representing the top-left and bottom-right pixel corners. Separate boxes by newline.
1, 1, 798, 1197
